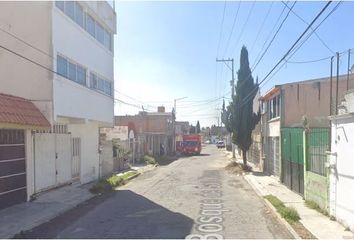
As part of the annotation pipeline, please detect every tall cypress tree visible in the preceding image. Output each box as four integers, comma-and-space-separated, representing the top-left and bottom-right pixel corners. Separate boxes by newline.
231, 46, 260, 166
196, 121, 201, 133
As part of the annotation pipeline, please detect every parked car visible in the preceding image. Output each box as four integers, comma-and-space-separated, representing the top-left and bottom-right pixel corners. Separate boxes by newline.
205, 140, 211, 144
216, 140, 225, 148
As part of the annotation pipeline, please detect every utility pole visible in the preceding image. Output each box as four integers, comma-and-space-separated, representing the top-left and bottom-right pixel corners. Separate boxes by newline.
336, 52, 340, 115
216, 58, 235, 97
173, 97, 187, 154
216, 58, 236, 158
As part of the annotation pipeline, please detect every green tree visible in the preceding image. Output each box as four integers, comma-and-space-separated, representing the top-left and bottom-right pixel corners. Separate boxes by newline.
224, 46, 260, 167
189, 125, 196, 134
196, 121, 201, 133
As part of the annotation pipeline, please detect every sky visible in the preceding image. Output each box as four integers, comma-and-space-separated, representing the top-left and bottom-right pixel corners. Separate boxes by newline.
114, 1, 354, 127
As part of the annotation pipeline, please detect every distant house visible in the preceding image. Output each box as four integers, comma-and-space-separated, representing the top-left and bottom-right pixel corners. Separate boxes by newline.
115, 106, 174, 157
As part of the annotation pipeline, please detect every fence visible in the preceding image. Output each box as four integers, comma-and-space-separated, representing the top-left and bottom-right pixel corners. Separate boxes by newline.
307, 128, 329, 176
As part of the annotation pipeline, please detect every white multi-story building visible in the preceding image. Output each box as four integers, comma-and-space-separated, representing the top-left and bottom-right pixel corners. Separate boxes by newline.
0, 1, 116, 208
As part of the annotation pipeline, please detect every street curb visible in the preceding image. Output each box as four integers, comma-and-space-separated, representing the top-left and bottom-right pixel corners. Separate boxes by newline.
125, 172, 141, 181
243, 174, 301, 239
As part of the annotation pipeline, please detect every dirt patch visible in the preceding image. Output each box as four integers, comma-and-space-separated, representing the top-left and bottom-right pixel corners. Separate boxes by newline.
225, 161, 243, 174
291, 221, 317, 239
225, 161, 252, 174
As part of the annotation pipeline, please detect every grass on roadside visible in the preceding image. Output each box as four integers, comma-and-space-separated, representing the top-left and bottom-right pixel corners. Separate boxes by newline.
264, 195, 300, 224
305, 200, 329, 216
264, 195, 316, 239
143, 155, 157, 165
90, 171, 139, 194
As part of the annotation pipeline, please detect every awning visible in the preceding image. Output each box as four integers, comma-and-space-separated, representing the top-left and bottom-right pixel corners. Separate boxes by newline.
0, 93, 50, 128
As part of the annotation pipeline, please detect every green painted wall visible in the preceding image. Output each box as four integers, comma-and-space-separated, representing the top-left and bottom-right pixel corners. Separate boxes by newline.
305, 171, 329, 211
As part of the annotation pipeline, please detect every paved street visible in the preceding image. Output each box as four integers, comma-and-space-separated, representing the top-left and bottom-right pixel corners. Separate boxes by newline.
23, 145, 292, 239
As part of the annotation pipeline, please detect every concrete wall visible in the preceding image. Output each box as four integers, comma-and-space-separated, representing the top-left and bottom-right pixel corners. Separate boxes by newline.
68, 122, 99, 184
283, 75, 354, 128
305, 171, 329, 211
330, 115, 354, 231
53, 78, 114, 126
0, 1, 53, 123
100, 140, 114, 177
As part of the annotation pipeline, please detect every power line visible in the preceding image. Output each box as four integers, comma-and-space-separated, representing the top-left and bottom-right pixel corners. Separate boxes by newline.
221, 1, 241, 58
230, 1, 256, 56
251, 1, 297, 73
285, 56, 332, 64
285, 1, 342, 61
281, 1, 335, 55
0, 43, 58, 76
240, 1, 333, 109
251, 2, 288, 69
249, 2, 274, 55
0, 23, 54, 60
216, 1, 227, 57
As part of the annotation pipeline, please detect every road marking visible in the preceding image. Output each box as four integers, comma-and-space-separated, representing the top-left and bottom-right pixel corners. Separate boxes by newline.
186, 170, 229, 240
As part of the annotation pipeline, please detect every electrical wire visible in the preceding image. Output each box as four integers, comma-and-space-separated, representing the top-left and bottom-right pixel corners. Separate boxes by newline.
230, 1, 256, 56
249, 2, 274, 55
281, 1, 335, 55
240, 1, 334, 109
216, 0, 227, 57
221, 1, 241, 58
251, 1, 297, 73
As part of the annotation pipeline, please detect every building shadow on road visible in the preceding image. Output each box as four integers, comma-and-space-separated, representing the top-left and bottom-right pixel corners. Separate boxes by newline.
17, 190, 194, 239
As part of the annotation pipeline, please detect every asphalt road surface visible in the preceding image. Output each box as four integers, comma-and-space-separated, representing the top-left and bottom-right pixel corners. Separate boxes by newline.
22, 145, 292, 239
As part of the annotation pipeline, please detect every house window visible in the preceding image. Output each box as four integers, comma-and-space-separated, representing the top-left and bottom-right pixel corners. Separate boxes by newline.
57, 55, 67, 77
55, 1, 113, 52
104, 30, 111, 51
86, 14, 95, 37
77, 65, 86, 85
68, 62, 77, 81
75, 2, 84, 28
268, 95, 280, 120
96, 22, 105, 45
104, 81, 112, 95
65, 1, 75, 21
90, 72, 113, 96
55, 1, 64, 11
57, 54, 86, 86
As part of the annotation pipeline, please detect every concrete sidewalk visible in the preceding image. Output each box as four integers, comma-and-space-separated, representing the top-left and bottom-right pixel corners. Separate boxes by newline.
0, 182, 95, 239
0, 164, 156, 239
225, 151, 354, 239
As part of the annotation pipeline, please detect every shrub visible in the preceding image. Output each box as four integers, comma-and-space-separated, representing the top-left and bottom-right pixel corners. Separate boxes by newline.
143, 155, 156, 165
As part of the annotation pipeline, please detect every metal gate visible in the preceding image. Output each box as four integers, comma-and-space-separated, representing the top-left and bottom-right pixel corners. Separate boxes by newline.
266, 137, 280, 176
0, 129, 26, 210
281, 128, 304, 195
71, 137, 81, 180
34, 133, 72, 192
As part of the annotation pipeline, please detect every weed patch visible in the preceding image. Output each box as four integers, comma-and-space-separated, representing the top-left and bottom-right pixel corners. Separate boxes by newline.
264, 195, 300, 224
305, 200, 329, 216
143, 155, 157, 165
90, 171, 139, 194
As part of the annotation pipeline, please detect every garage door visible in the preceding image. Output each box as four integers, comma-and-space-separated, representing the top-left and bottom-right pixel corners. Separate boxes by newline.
0, 129, 26, 210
